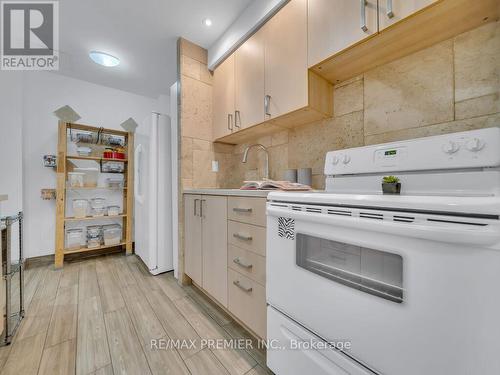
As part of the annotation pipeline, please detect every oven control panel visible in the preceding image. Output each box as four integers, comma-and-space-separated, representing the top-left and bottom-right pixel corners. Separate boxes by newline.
325, 127, 500, 175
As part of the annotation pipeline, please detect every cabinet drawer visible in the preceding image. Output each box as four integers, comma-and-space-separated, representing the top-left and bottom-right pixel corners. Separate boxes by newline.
228, 197, 266, 227
228, 244, 266, 286
228, 269, 267, 339
228, 220, 266, 257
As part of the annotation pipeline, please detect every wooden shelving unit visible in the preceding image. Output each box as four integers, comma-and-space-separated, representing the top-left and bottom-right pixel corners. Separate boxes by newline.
66, 155, 128, 162
64, 214, 127, 222
64, 242, 126, 255
67, 187, 128, 191
55, 122, 134, 268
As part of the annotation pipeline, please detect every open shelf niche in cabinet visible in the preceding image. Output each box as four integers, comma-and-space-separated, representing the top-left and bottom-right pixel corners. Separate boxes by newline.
54, 121, 134, 268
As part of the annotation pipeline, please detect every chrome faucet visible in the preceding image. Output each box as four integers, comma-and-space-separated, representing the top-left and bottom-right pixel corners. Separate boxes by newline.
242, 144, 269, 180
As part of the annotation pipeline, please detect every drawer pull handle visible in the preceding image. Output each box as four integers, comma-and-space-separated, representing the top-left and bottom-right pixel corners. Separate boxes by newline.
387, 0, 394, 18
233, 207, 253, 213
233, 257, 253, 269
264, 95, 271, 116
233, 233, 252, 241
233, 280, 252, 292
360, 0, 368, 32
194, 199, 199, 216
235, 110, 241, 128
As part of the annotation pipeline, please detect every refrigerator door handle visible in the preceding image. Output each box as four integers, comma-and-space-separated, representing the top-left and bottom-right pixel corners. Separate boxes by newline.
134, 144, 145, 204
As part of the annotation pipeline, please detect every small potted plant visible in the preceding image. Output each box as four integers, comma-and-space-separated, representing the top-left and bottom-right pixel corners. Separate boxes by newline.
382, 176, 401, 194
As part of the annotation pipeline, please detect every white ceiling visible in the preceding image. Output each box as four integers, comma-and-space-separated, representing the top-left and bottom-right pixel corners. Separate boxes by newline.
56, 0, 253, 98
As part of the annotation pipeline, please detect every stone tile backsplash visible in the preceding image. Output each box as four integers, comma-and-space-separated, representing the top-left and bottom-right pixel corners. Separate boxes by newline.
216, 21, 499, 190
181, 21, 499, 191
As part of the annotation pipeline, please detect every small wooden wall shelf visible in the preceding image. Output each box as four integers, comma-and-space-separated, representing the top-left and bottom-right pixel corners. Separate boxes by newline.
55, 122, 134, 268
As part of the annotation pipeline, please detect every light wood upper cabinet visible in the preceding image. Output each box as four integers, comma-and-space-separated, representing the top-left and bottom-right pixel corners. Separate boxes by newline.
378, 0, 439, 30
264, 0, 308, 119
201, 196, 228, 307
234, 29, 265, 129
184, 194, 202, 286
308, 0, 378, 67
213, 54, 235, 140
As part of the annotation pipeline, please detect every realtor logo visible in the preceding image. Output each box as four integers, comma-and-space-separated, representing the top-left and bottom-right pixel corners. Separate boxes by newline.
1, 1, 59, 70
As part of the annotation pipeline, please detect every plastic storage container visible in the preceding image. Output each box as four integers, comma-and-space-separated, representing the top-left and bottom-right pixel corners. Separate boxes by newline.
92, 207, 106, 217
76, 146, 92, 156
72, 199, 88, 218
90, 198, 106, 217
68, 172, 85, 188
72, 131, 95, 143
102, 134, 125, 147
101, 161, 124, 173
103, 224, 122, 246
106, 177, 123, 189
87, 225, 102, 248
107, 205, 120, 216
66, 228, 83, 250
74, 167, 99, 187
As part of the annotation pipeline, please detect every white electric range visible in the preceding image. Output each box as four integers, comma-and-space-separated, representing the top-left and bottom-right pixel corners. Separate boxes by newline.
266, 127, 500, 375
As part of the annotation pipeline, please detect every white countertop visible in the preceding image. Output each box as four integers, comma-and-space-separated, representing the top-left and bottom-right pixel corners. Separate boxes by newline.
183, 188, 270, 198
0, 195, 7, 202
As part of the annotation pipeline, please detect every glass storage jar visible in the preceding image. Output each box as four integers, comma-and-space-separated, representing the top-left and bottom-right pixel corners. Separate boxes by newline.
86, 225, 103, 248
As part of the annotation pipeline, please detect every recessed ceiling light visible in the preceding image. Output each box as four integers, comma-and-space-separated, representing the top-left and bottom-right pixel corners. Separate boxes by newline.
202, 18, 212, 27
89, 51, 120, 67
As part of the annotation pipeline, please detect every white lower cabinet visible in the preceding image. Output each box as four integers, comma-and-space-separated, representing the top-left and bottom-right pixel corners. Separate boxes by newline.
184, 194, 227, 307
184, 194, 267, 338
201, 196, 228, 307
184, 194, 202, 286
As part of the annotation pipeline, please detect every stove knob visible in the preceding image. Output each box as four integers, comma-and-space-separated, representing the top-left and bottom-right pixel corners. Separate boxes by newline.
342, 155, 351, 164
332, 155, 340, 165
466, 138, 484, 152
442, 141, 459, 154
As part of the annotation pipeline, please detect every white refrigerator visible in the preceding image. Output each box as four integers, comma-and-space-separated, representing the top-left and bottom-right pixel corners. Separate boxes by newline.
134, 112, 174, 275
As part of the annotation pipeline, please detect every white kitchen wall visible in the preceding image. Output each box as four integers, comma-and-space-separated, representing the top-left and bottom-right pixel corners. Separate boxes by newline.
0, 71, 23, 216
0, 71, 24, 259
0, 71, 169, 258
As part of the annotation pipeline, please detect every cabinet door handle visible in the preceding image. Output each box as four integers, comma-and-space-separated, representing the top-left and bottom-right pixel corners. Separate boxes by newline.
200, 199, 206, 218
386, 0, 394, 18
233, 257, 253, 269
360, 0, 368, 32
233, 280, 252, 292
235, 110, 241, 128
232, 207, 252, 213
227, 113, 234, 131
233, 233, 252, 241
264, 95, 271, 116
194, 199, 199, 216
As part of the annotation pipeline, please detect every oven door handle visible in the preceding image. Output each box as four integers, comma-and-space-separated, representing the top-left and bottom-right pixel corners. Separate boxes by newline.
267, 207, 500, 247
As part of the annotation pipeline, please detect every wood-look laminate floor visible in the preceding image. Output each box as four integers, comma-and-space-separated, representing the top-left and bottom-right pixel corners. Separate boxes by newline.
0, 254, 271, 375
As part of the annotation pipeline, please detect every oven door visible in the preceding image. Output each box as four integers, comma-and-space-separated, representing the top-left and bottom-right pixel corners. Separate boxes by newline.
266, 201, 500, 375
